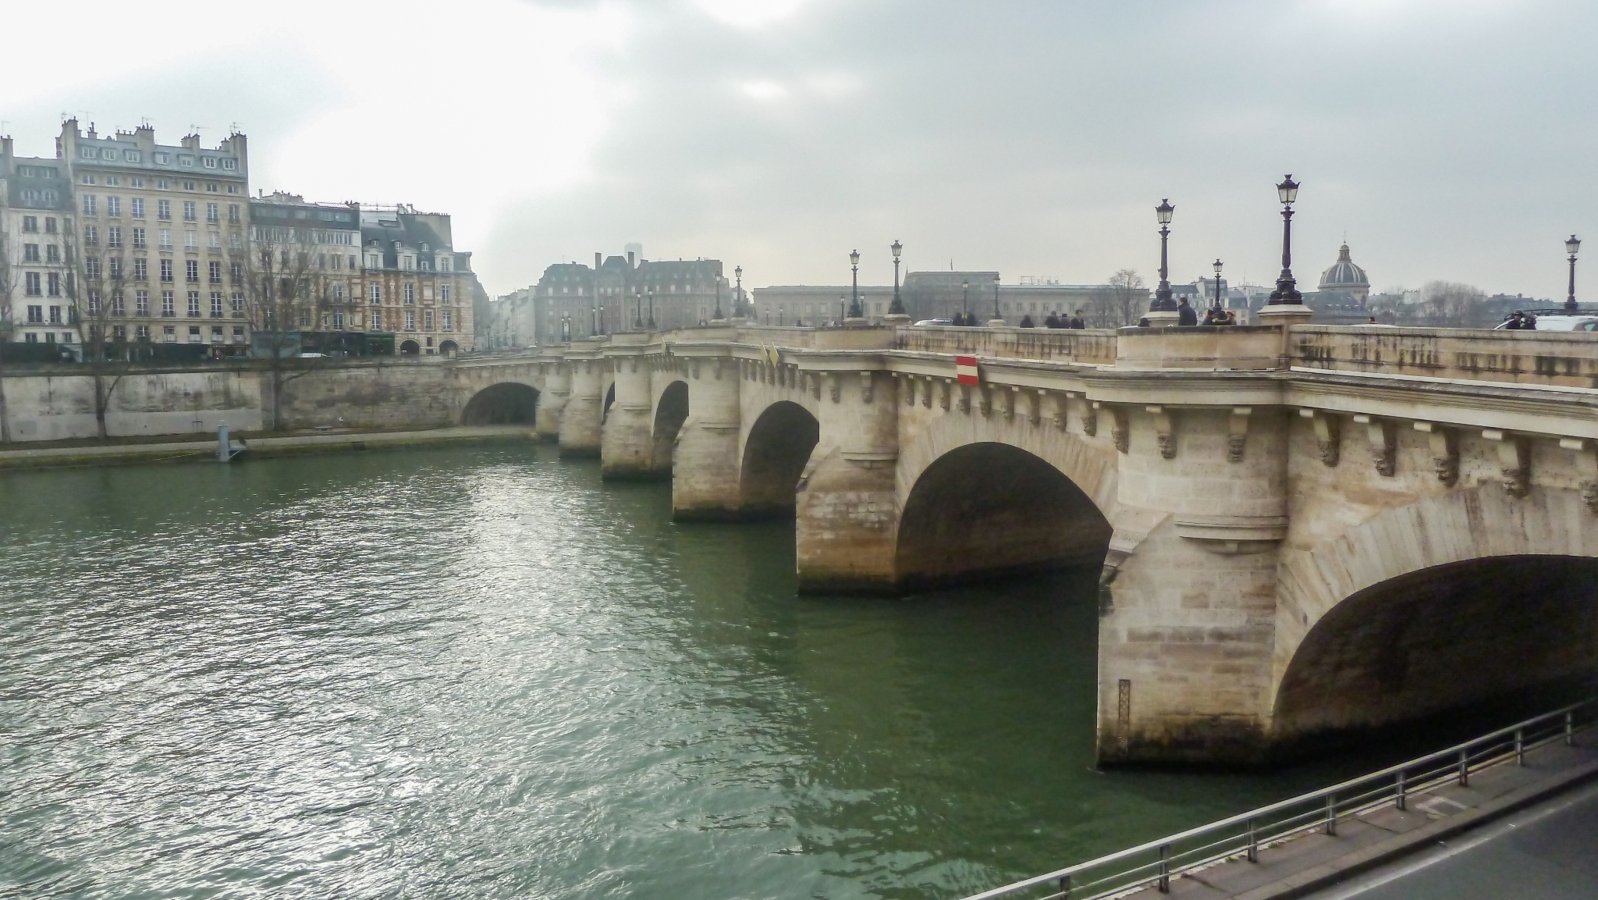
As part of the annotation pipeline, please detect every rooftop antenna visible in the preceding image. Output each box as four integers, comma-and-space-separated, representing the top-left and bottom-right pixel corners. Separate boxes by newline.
189, 123, 205, 137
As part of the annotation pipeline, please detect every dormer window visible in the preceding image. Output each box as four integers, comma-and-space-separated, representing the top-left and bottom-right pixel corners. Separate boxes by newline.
153, 152, 170, 164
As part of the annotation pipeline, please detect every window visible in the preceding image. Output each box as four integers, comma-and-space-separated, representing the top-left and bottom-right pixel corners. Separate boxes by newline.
84, 257, 101, 279
404, 310, 415, 330
157, 178, 169, 189
369, 283, 381, 304
182, 201, 196, 221
82, 194, 97, 215
222, 159, 237, 171
136, 325, 150, 341
160, 260, 174, 283
132, 198, 145, 218
22, 216, 38, 233
188, 326, 201, 343
106, 175, 120, 187
136, 290, 150, 316
230, 263, 243, 283
208, 261, 221, 283
443, 310, 453, 332
111, 292, 126, 315
134, 258, 148, 281
423, 309, 434, 330
158, 199, 171, 220
370, 310, 382, 330
333, 284, 345, 303
24, 273, 41, 296
107, 226, 122, 248
132, 227, 147, 249
46, 245, 59, 263
227, 185, 239, 194
101, 148, 116, 161
80, 146, 97, 159
44, 217, 57, 234
48, 305, 61, 323
109, 257, 123, 280
181, 180, 195, 191
162, 291, 175, 317
206, 202, 219, 223
210, 326, 224, 343
87, 291, 100, 314
106, 196, 121, 217
186, 260, 199, 282
163, 325, 176, 342
131, 177, 144, 188
439, 257, 452, 272
231, 291, 244, 313
159, 229, 173, 249
333, 312, 345, 329
404, 283, 415, 304
440, 284, 452, 303
187, 291, 201, 317
125, 150, 142, 162
23, 244, 40, 262
402, 256, 414, 271
231, 325, 244, 342
210, 293, 224, 318
47, 273, 61, 297
203, 157, 217, 169
228, 203, 240, 223
185, 231, 197, 250
180, 157, 194, 168
84, 224, 98, 246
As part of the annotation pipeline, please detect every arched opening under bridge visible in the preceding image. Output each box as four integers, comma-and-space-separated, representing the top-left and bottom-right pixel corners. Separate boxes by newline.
740, 401, 820, 518
650, 381, 689, 477
462, 383, 539, 426
895, 442, 1111, 588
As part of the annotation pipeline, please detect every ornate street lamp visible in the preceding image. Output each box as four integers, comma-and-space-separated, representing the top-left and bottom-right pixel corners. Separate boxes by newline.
734, 265, 744, 317
634, 288, 643, 329
779, 304, 785, 325
1212, 258, 1224, 311
992, 274, 1001, 321
839, 295, 846, 323
647, 288, 655, 329
713, 271, 724, 320
1566, 234, 1581, 313
561, 313, 571, 342
848, 249, 862, 318
1268, 175, 1302, 304
962, 278, 969, 320
591, 303, 598, 335
1151, 198, 1176, 311
889, 240, 905, 315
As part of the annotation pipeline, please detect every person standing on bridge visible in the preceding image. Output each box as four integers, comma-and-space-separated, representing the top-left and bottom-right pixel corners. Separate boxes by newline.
1177, 297, 1198, 326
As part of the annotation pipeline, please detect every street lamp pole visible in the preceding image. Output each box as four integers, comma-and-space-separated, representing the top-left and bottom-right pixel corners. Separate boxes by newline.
1268, 175, 1302, 304
992, 274, 1000, 321
839, 295, 845, 324
647, 289, 655, 329
1212, 258, 1224, 312
962, 279, 969, 320
591, 303, 597, 336
848, 249, 862, 318
779, 304, 785, 326
634, 289, 643, 329
889, 240, 904, 315
1566, 234, 1582, 313
1151, 198, 1176, 311
713, 272, 723, 321
734, 265, 744, 317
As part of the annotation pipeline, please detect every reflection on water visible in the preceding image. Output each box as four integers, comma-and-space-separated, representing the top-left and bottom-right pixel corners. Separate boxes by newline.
0, 445, 1385, 899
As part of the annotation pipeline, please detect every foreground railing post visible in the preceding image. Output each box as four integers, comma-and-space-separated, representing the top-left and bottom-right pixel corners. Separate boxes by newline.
1158, 845, 1171, 893
1246, 817, 1259, 863
1057, 873, 1071, 899
1516, 727, 1526, 766
1325, 793, 1337, 836
1567, 710, 1576, 747
1458, 748, 1470, 786
1396, 770, 1407, 811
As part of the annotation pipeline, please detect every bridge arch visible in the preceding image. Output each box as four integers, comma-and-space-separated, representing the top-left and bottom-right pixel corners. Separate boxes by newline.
462, 382, 539, 425
1272, 485, 1598, 743
740, 400, 820, 517
651, 380, 689, 475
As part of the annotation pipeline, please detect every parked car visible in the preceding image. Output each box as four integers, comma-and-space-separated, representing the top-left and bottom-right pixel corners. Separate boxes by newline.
1492, 313, 1598, 332
913, 318, 953, 326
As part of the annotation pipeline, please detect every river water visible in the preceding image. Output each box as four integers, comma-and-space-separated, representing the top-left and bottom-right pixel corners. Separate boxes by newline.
1, 444, 1387, 899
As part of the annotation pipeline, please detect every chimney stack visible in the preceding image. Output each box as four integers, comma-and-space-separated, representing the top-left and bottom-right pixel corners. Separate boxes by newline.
626, 250, 636, 269
595, 251, 602, 270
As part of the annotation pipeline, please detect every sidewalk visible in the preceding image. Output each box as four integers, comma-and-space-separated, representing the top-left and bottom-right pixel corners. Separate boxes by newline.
0, 426, 539, 469
1115, 732, 1598, 899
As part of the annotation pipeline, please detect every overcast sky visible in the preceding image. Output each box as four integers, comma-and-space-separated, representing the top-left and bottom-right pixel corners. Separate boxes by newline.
4, 0, 1595, 300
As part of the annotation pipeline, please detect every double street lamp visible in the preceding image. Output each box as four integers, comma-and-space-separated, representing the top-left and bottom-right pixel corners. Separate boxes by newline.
647, 289, 655, 329
889, 240, 905, 315
848, 249, 862, 318
734, 265, 744, 317
1212, 258, 1224, 311
1268, 175, 1302, 304
1151, 198, 1176, 311
1566, 234, 1582, 313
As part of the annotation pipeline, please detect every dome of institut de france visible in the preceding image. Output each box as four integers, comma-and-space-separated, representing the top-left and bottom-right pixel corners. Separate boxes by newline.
1318, 242, 1370, 301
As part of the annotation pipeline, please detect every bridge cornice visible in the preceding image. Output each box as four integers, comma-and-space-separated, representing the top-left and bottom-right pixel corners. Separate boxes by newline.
1286, 374, 1598, 440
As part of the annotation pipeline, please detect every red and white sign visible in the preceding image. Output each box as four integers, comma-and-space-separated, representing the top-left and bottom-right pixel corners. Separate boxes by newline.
955, 355, 980, 385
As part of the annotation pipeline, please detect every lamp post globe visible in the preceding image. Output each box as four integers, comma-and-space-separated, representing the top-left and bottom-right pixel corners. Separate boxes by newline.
1268, 175, 1302, 304
1212, 258, 1224, 311
848, 249, 862, 319
889, 240, 905, 315
1151, 198, 1176, 311
1566, 235, 1582, 313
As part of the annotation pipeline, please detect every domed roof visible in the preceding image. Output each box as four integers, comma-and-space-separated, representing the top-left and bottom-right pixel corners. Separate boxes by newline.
1319, 243, 1369, 291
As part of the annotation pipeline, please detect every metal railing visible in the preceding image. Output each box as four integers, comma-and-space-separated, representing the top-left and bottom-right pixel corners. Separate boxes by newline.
963, 700, 1595, 900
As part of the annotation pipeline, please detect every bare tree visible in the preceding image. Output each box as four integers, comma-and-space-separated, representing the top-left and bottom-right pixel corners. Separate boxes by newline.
234, 227, 348, 430
1087, 269, 1146, 327
61, 220, 134, 439
1419, 280, 1489, 327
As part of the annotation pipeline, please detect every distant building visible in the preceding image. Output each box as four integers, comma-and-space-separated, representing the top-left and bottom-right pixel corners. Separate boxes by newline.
0, 139, 74, 349
1316, 242, 1371, 305
518, 250, 731, 343
247, 192, 361, 349
358, 205, 476, 355
755, 271, 1111, 325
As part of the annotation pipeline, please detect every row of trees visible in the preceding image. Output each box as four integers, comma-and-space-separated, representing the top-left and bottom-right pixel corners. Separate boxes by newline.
0, 222, 351, 439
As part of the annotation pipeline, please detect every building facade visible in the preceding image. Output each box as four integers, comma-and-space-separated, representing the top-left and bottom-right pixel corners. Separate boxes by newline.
358, 206, 475, 356
517, 250, 731, 344
0, 140, 74, 349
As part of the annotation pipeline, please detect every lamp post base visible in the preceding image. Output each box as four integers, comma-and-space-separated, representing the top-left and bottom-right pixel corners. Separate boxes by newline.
1143, 309, 1181, 327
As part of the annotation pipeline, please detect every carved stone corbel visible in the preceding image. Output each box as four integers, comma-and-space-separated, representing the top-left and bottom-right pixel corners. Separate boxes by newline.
1052, 393, 1070, 430
1300, 409, 1340, 467
1227, 407, 1251, 463
1484, 429, 1530, 497
902, 374, 916, 406
827, 374, 841, 403
978, 387, 993, 418
1146, 405, 1176, 459
1560, 438, 1598, 513
939, 380, 951, 410
958, 384, 972, 413
1352, 414, 1396, 476
1084, 401, 1099, 437
1414, 422, 1458, 486
1028, 390, 1043, 427
1001, 388, 1016, 422
860, 371, 874, 404
690, 359, 702, 380
1107, 405, 1128, 453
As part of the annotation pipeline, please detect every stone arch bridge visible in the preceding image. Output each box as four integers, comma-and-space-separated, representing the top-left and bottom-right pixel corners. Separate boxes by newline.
447, 315, 1598, 765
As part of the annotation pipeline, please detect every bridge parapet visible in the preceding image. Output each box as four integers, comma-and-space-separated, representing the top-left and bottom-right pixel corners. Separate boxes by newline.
1290, 325, 1598, 388
894, 325, 1118, 365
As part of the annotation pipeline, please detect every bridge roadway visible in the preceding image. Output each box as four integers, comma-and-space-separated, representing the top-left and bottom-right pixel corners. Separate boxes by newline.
450, 309, 1598, 766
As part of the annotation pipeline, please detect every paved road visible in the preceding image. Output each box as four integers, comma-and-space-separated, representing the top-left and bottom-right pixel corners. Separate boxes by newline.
1306, 778, 1598, 900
